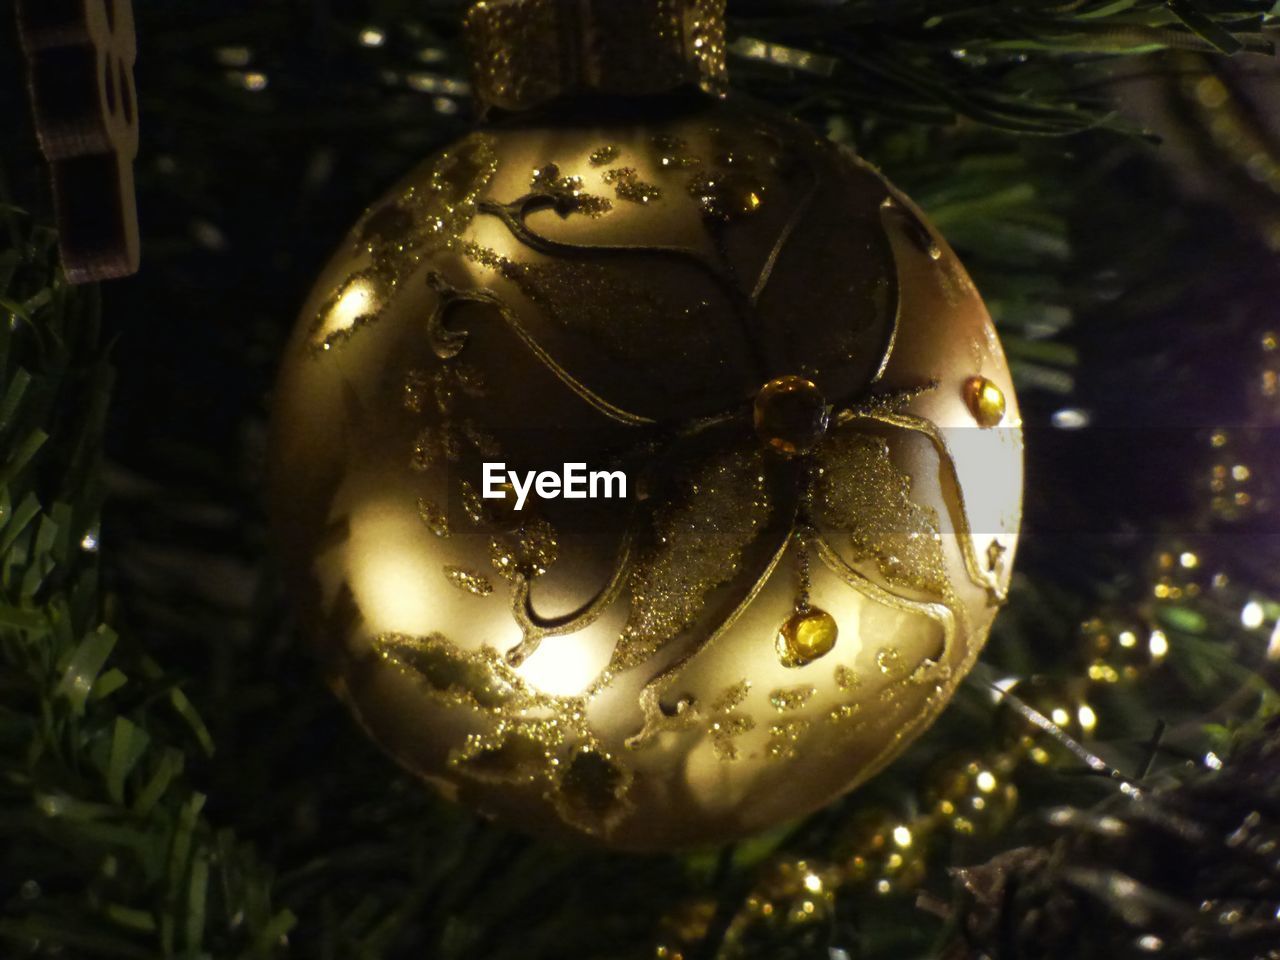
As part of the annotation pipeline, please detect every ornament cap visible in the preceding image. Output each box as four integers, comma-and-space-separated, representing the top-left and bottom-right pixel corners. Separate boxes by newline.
464, 0, 727, 114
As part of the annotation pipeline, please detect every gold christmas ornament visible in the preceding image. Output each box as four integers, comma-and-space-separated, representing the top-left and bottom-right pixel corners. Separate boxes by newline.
270, 0, 1023, 849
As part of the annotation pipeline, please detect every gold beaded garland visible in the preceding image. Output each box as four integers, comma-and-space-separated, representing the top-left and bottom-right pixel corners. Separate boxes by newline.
923, 752, 1018, 837
654, 898, 716, 960
837, 810, 929, 896
1080, 614, 1168, 684
997, 677, 1097, 766
752, 858, 839, 925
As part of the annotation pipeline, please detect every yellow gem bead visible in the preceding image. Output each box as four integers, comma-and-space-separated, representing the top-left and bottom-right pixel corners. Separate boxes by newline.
753, 375, 829, 456
964, 376, 1006, 428
777, 608, 838, 667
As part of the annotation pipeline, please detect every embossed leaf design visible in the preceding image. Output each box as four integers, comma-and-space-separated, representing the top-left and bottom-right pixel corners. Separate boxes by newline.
374, 633, 523, 711
815, 429, 949, 598
610, 444, 774, 673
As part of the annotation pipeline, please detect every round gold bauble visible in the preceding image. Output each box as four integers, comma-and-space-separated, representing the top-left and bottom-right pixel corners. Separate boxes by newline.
270, 93, 1023, 850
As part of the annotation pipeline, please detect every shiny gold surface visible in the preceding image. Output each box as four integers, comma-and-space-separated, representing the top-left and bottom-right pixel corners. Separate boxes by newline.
465, 0, 728, 114
270, 95, 1023, 850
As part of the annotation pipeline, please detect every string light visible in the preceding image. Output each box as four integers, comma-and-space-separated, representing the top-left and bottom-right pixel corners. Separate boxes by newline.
406, 73, 469, 95
1241, 601, 1265, 629
1051, 407, 1090, 429
214, 46, 251, 67
228, 71, 268, 92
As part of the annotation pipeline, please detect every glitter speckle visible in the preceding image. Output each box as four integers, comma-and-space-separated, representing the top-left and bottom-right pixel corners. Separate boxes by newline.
817, 432, 948, 597
603, 168, 662, 204
709, 715, 755, 761
768, 719, 810, 760
418, 498, 451, 538
770, 686, 817, 712
531, 162, 613, 217
310, 136, 497, 359
834, 665, 861, 691
490, 519, 559, 580
876, 647, 905, 678
403, 370, 431, 413
652, 135, 702, 170
412, 426, 462, 471
687, 170, 765, 220
712, 680, 751, 712
589, 145, 621, 166
445, 566, 494, 596
612, 447, 771, 671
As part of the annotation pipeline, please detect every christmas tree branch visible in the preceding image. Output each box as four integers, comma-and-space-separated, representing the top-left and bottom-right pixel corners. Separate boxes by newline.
0, 206, 291, 958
